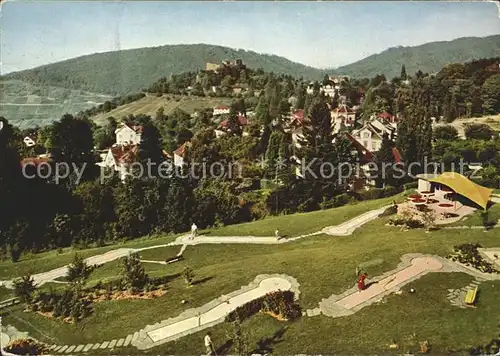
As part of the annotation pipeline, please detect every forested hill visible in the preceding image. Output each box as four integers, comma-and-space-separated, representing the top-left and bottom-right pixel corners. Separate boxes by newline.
4, 36, 499, 96
332, 35, 500, 79
2, 44, 327, 95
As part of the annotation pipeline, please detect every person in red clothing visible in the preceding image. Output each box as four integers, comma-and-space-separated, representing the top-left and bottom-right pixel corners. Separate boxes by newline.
357, 273, 368, 292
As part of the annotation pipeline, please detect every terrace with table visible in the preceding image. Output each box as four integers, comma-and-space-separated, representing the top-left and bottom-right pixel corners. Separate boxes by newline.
399, 172, 494, 225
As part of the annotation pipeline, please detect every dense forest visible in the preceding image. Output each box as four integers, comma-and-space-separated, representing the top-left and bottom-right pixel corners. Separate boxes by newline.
2, 44, 327, 95
1, 58, 499, 263
335, 35, 500, 79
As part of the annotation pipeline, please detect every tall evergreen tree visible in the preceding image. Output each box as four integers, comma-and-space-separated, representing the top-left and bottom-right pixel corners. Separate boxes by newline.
139, 122, 165, 171
265, 131, 282, 180
375, 133, 397, 187
255, 96, 271, 126
296, 97, 336, 204
400, 64, 407, 81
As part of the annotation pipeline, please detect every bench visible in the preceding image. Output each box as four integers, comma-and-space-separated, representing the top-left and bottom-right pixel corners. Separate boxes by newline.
464, 286, 478, 305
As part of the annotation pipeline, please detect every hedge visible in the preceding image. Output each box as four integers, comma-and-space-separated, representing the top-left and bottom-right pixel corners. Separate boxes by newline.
403, 182, 418, 190
225, 290, 301, 322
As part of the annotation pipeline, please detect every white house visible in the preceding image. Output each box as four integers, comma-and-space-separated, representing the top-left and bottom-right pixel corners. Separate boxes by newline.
330, 104, 356, 133
115, 124, 143, 146
23, 136, 36, 147
351, 123, 385, 152
321, 84, 336, 98
173, 142, 190, 167
213, 105, 231, 116
96, 145, 139, 182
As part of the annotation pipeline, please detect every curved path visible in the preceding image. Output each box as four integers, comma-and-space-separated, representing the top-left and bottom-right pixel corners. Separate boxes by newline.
0, 205, 390, 288
2, 253, 500, 353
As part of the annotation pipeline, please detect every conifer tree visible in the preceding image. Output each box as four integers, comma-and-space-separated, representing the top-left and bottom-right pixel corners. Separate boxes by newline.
400, 64, 407, 81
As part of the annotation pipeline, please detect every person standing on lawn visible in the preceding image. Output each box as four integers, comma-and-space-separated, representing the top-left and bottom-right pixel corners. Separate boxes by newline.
275, 228, 281, 241
204, 332, 215, 355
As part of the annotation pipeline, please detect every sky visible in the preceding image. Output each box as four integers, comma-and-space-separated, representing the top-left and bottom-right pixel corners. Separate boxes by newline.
1, 1, 499, 74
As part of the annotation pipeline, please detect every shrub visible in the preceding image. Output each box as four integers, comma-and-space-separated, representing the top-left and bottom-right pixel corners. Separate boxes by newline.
182, 267, 194, 287
403, 182, 418, 191
358, 188, 384, 200
121, 252, 149, 293
379, 205, 398, 217
67, 253, 93, 286
226, 290, 301, 323
13, 275, 36, 306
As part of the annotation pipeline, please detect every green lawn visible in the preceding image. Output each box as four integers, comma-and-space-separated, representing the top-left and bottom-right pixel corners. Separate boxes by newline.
0, 285, 13, 301
0, 233, 180, 280
0, 195, 403, 280
4, 216, 500, 353
201, 194, 404, 237
448, 202, 500, 227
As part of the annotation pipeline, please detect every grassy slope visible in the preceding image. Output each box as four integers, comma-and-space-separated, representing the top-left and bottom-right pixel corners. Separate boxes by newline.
4, 44, 326, 95
0, 233, 180, 280
203, 194, 400, 237
4, 215, 500, 352
0, 79, 113, 129
91, 94, 233, 126
448, 202, 500, 227
0, 195, 403, 280
436, 114, 500, 138
0, 285, 13, 301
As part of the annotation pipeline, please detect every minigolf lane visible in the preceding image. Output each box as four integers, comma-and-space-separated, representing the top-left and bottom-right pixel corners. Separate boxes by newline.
336, 257, 443, 310
145, 277, 293, 345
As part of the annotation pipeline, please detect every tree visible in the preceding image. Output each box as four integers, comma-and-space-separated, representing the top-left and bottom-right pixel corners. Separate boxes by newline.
277, 133, 294, 185
182, 267, 194, 287
265, 131, 282, 180
400, 64, 407, 81
296, 97, 339, 206
442, 92, 457, 122
139, 122, 165, 170
433, 125, 458, 141
121, 252, 148, 293
231, 317, 249, 355
375, 133, 399, 187
49, 114, 96, 181
482, 74, 500, 114
255, 96, 271, 126
464, 123, 493, 141
396, 78, 433, 171
66, 253, 93, 286
13, 274, 36, 306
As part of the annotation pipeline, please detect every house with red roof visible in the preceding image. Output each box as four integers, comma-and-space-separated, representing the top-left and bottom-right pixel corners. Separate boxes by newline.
97, 144, 140, 181
115, 124, 143, 146
173, 142, 191, 167
215, 113, 249, 138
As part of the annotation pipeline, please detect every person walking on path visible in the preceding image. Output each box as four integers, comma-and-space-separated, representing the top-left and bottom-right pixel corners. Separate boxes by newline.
191, 223, 198, 240
357, 272, 368, 293
275, 228, 281, 241
204, 332, 215, 355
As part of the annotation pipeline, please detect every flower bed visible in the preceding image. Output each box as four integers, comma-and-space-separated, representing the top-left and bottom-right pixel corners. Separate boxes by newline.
447, 243, 498, 274
438, 203, 454, 208
5, 338, 49, 355
412, 198, 426, 204
225, 290, 301, 322
409, 194, 422, 199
